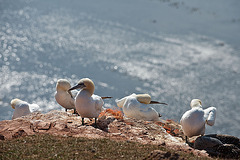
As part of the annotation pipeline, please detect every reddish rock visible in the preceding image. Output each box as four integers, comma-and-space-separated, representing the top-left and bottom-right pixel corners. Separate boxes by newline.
0, 110, 208, 158
12, 129, 27, 139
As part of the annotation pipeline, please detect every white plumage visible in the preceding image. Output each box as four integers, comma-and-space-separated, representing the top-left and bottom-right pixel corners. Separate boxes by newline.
55, 79, 76, 111
69, 78, 109, 125
11, 99, 40, 119
75, 91, 104, 118
180, 99, 217, 138
116, 93, 167, 121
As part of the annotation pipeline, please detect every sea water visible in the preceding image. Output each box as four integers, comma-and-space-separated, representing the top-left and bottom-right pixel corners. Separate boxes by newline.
0, 0, 240, 137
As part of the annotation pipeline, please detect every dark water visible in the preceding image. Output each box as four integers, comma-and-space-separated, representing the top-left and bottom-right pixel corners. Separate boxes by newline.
0, 0, 240, 137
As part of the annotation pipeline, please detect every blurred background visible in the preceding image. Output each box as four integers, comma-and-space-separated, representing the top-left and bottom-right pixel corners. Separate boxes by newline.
0, 0, 239, 137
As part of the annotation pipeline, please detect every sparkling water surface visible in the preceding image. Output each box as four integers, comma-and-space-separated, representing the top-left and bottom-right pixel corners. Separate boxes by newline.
0, 0, 240, 137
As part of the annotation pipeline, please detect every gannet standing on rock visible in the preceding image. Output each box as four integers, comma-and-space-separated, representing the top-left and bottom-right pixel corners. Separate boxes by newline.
180, 99, 217, 143
116, 93, 167, 121
11, 98, 40, 120
55, 79, 77, 112
68, 78, 112, 125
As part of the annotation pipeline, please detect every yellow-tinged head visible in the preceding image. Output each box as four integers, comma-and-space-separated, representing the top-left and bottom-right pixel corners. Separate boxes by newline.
136, 94, 152, 104
56, 79, 71, 91
69, 78, 95, 95
136, 94, 168, 105
10, 98, 22, 109
190, 99, 202, 108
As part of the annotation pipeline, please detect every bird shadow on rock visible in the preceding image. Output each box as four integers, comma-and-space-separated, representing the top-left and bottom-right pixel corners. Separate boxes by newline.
95, 116, 116, 132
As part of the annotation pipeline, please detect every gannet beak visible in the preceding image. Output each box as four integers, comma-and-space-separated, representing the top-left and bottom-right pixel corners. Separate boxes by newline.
68, 83, 86, 91
101, 96, 112, 99
150, 101, 168, 105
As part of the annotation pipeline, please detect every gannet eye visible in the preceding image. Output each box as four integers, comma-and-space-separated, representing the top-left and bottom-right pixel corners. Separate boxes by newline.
79, 82, 85, 86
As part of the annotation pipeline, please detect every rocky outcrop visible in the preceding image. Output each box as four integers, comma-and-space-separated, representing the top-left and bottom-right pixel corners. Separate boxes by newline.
0, 110, 208, 157
194, 134, 240, 158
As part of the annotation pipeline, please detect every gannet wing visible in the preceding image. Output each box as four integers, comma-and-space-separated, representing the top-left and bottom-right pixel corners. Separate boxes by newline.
115, 96, 130, 108
138, 103, 158, 115
92, 94, 104, 112
115, 98, 126, 108
116, 93, 137, 108
12, 103, 31, 119
204, 107, 217, 126
29, 103, 41, 112
138, 104, 161, 120
139, 106, 159, 116
139, 104, 151, 112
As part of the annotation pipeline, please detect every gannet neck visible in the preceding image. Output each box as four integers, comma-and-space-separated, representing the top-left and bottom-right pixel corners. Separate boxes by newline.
190, 99, 202, 108
10, 98, 22, 109
79, 78, 95, 96
56, 79, 71, 91
136, 94, 151, 104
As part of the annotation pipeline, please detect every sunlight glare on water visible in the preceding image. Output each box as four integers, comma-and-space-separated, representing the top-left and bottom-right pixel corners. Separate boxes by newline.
0, 0, 240, 137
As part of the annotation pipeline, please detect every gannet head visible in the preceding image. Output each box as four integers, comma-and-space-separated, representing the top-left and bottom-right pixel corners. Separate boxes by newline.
190, 99, 202, 108
136, 94, 152, 104
10, 98, 22, 109
56, 79, 71, 91
136, 94, 168, 105
69, 78, 95, 95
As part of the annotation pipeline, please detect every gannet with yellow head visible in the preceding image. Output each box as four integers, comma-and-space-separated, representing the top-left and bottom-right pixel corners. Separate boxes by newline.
68, 78, 111, 125
11, 98, 40, 119
180, 99, 217, 143
55, 79, 77, 112
116, 93, 167, 121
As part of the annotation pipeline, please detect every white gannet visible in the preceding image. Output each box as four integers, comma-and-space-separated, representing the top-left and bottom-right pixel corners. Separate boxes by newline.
11, 98, 40, 119
68, 78, 112, 125
180, 99, 217, 143
115, 93, 167, 121
55, 79, 77, 112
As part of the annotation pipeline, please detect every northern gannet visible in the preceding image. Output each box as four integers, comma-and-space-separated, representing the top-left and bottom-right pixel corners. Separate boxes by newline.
180, 99, 217, 143
116, 93, 167, 121
68, 78, 111, 125
55, 79, 77, 112
11, 98, 40, 119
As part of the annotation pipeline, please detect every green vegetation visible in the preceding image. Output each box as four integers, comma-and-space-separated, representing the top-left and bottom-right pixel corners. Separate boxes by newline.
0, 134, 210, 160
